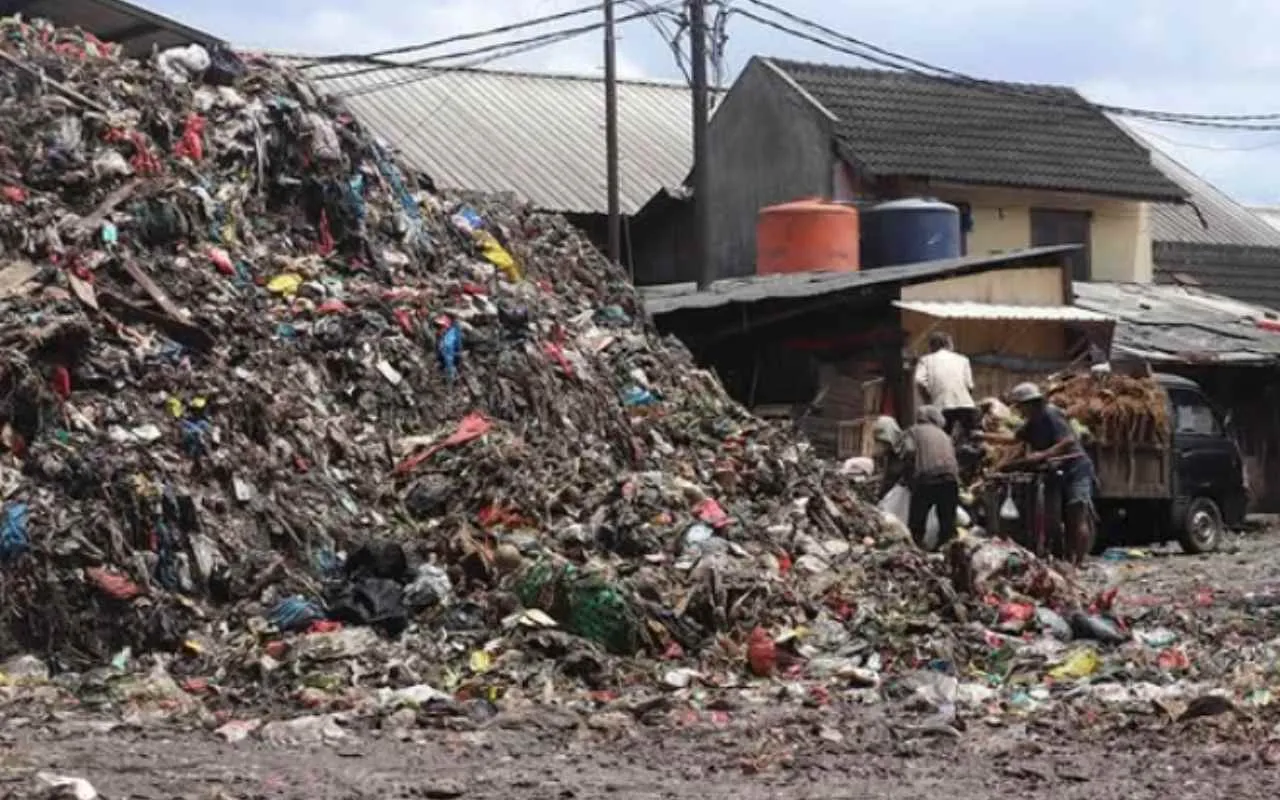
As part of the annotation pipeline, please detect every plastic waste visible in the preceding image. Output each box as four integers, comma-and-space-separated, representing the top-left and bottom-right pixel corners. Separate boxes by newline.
154, 44, 210, 83
0, 502, 29, 563
268, 596, 325, 632
747, 627, 776, 677
1068, 611, 1129, 645
1000, 486, 1020, 521
1049, 647, 1101, 680
35, 773, 98, 800
403, 564, 453, 610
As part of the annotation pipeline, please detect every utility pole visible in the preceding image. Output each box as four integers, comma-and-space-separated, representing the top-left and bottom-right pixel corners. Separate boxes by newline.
689, 0, 712, 289
604, 0, 622, 266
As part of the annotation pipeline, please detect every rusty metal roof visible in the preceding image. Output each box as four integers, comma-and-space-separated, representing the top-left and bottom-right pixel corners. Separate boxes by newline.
641, 245, 1079, 315
1072, 281, 1280, 365
297, 61, 692, 215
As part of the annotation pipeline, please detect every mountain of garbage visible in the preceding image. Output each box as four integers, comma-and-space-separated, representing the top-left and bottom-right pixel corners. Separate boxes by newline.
0, 16, 904, 676
3, 17, 1218, 727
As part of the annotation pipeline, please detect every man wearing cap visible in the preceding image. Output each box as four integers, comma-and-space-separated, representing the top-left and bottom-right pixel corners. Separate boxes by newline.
1000, 382, 1097, 565
914, 332, 978, 438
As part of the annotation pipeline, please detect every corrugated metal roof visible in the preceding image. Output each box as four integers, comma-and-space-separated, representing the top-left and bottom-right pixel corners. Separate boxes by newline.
1073, 281, 1280, 365
641, 244, 1079, 315
894, 300, 1112, 322
1251, 206, 1280, 234
297, 61, 692, 215
6, 0, 224, 57
1147, 148, 1280, 247
1112, 118, 1280, 247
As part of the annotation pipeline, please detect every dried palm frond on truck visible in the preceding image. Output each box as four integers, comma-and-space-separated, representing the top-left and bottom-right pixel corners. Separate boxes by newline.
1044, 371, 1169, 447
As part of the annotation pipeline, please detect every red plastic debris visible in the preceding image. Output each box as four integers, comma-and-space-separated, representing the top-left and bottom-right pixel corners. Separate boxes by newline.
181, 678, 210, 694
307, 620, 342, 634
747, 626, 776, 677
1089, 587, 1119, 614
393, 308, 416, 336
315, 298, 349, 315
85, 566, 143, 600
317, 208, 335, 255
172, 113, 206, 161
1157, 647, 1190, 670
2, 186, 26, 203
50, 366, 71, 400
776, 550, 793, 575
208, 246, 236, 276
695, 497, 731, 528
998, 602, 1036, 625
394, 412, 493, 475
543, 342, 575, 377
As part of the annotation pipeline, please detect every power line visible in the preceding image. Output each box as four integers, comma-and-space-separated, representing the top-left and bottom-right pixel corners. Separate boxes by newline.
330, 5, 672, 99
326, 4, 669, 89
299, 3, 603, 68
332, 32, 593, 99
737, 0, 1280, 131
625, 0, 691, 84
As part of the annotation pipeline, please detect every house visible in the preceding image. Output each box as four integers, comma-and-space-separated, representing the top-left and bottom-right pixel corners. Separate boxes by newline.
2, 0, 224, 57
634, 57, 1185, 286
300, 61, 694, 276
1135, 144, 1280, 311
643, 245, 1113, 458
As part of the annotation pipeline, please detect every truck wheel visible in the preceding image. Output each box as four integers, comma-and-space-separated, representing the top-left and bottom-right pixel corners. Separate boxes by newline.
1178, 497, 1223, 554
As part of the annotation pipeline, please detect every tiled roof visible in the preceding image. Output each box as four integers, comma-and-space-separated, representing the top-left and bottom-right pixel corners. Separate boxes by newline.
763, 58, 1184, 202
297, 61, 692, 215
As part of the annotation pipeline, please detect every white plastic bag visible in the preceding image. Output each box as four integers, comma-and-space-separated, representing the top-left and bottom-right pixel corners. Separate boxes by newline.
999, 486, 1021, 521
879, 486, 972, 549
878, 485, 911, 524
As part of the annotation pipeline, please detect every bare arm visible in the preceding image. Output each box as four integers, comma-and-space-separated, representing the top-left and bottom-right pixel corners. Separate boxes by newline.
979, 431, 1018, 444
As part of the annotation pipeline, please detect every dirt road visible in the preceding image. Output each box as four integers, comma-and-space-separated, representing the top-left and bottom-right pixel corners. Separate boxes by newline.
6, 529, 1280, 800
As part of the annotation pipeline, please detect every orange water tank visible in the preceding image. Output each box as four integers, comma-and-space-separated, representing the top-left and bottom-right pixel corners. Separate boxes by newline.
756, 199, 860, 275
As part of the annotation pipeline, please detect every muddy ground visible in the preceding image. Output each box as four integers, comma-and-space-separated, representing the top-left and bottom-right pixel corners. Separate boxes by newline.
5, 528, 1280, 800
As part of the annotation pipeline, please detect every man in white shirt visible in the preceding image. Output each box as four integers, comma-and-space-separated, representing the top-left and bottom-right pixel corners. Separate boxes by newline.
914, 331, 977, 437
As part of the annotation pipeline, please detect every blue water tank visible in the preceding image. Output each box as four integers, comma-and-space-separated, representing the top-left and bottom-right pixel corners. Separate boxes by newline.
859, 198, 962, 268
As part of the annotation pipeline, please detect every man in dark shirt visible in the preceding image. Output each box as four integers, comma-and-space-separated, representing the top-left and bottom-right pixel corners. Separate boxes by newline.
900, 405, 961, 551
1007, 382, 1096, 565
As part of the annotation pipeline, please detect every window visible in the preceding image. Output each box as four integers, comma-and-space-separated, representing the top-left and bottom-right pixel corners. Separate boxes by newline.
1030, 209, 1092, 281
1174, 400, 1222, 437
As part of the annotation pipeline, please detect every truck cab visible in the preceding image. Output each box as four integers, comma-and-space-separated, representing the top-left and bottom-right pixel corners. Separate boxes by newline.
1093, 372, 1247, 553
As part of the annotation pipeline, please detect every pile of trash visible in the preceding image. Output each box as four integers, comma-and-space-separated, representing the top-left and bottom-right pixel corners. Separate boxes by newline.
0, 17, 1256, 730
0, 17, 927, 699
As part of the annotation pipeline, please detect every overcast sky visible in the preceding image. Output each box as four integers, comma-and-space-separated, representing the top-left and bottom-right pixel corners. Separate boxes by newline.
142, 0, 1280, 205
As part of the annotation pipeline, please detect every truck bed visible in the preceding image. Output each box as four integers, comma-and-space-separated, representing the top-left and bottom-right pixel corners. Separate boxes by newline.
1091, 443, 1171, 500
